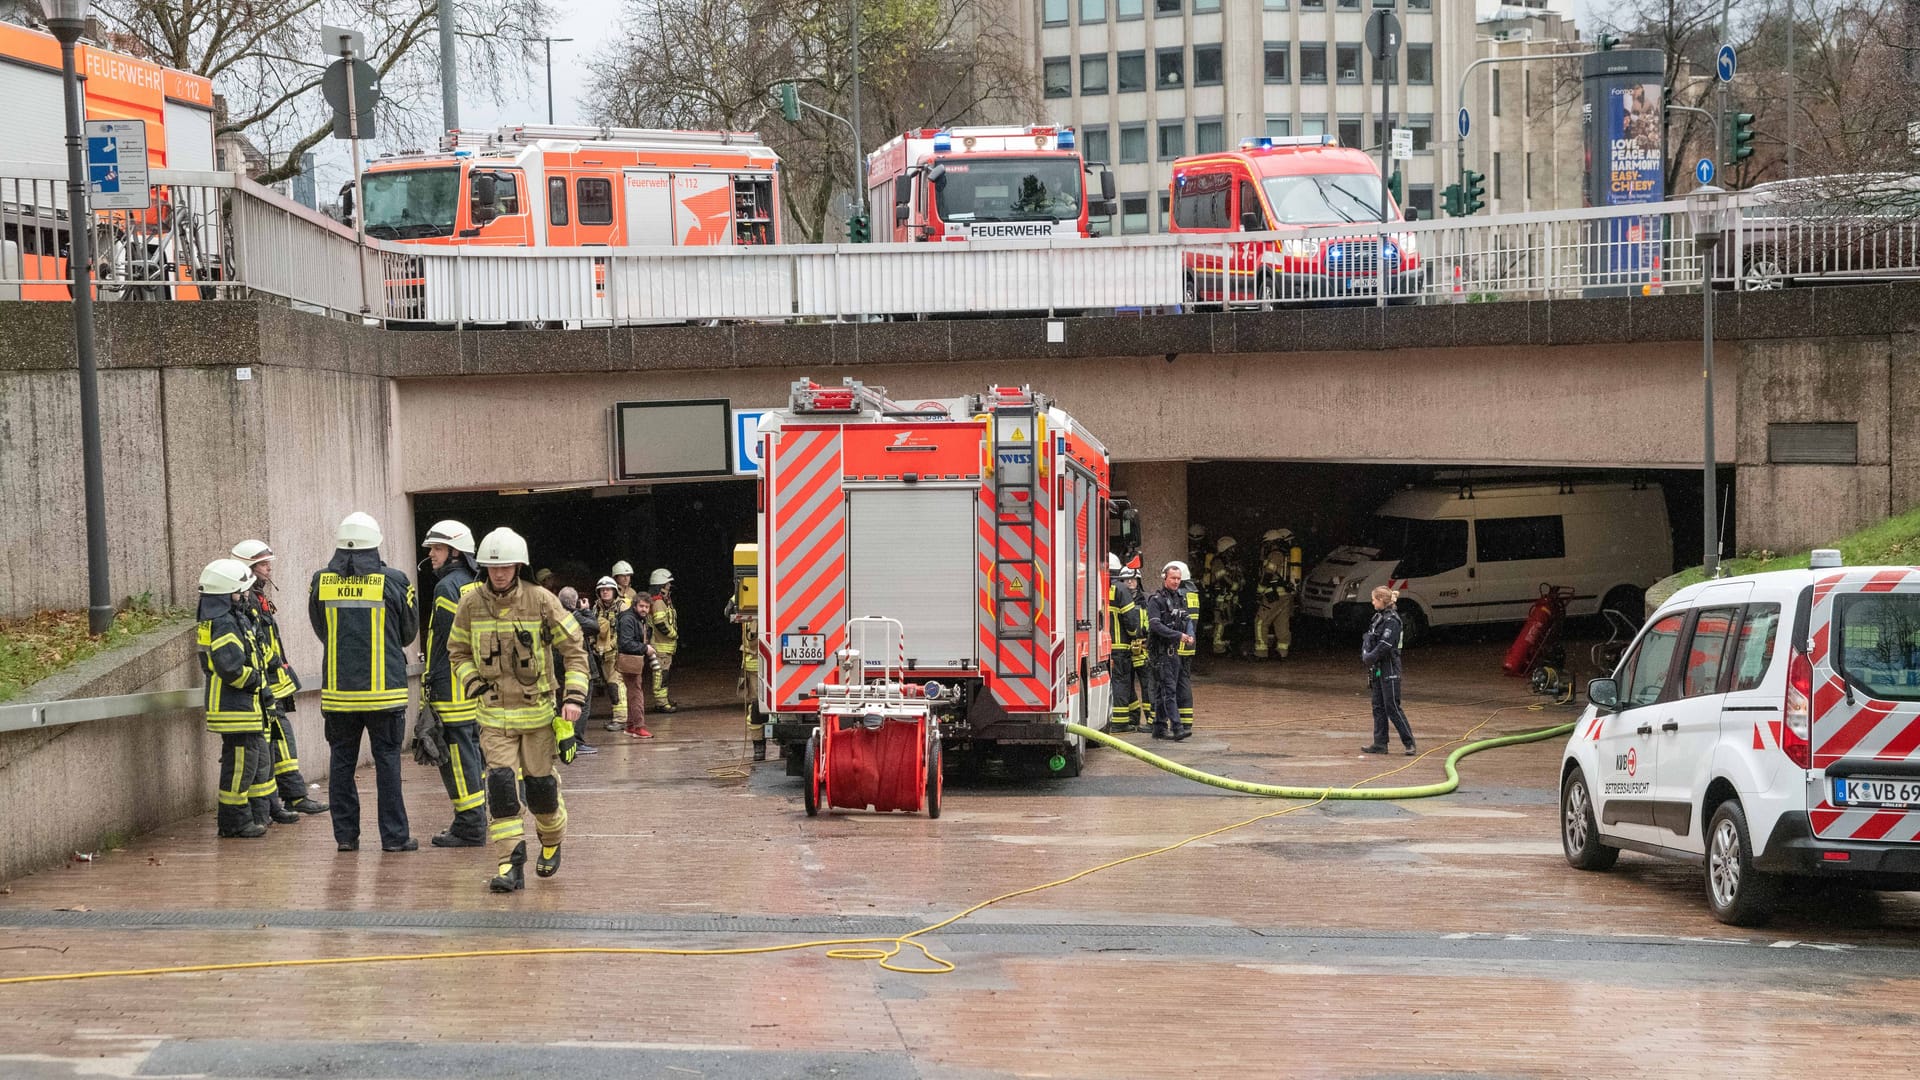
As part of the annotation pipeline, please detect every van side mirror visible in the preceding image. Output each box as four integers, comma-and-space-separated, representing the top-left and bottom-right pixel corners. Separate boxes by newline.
927, 163, 946, 186
1404, 207, 1420, 222
1240, 208, 1264, 231
1587, 677, 1620, 711
895, 202, 910, 225
471, 173, 499, 225
1100, 169, 1116, 202
894, 175, 912, 207
337, 182, 355, 225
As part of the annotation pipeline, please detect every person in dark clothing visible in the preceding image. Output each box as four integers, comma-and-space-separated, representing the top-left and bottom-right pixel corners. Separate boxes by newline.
1145, 562, 1195, 742
309, 512, 419, 852
1361, 586, 1418, 756
613, 598, 655, 739
415, 520, 487, 847
554, 587, 598, 755
197, 559, 274, 839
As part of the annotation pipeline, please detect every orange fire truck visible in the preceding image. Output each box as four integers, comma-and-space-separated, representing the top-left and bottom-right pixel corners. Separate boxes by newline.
866, 125, 1115, 242
1, 21, 218, 300
757, 378, 1115, 779
356, 124, 783, 248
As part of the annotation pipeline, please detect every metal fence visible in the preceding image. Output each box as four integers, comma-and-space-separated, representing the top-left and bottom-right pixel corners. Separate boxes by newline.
8, 163, 1920, 325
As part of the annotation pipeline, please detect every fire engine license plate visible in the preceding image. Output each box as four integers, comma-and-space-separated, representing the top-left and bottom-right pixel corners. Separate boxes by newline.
1347, 277, 1377, 291
1834, 777, 1920, 809
780, 634, 826, 664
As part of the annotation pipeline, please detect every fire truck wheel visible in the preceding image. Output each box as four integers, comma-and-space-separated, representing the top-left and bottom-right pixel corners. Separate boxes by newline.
925, 734, 942, 819
803, 729, 821, 818
1055, 737, 1085, 779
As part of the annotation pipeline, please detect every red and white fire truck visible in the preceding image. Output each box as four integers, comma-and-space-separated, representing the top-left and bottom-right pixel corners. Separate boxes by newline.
756, 378, 1115, 778
866, 125, 1115, 242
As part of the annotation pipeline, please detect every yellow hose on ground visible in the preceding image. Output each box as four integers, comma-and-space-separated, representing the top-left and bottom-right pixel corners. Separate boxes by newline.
0, 702, 1574, 986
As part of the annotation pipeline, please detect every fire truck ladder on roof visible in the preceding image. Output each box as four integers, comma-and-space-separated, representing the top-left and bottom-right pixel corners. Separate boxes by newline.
989, 389, 1043, 677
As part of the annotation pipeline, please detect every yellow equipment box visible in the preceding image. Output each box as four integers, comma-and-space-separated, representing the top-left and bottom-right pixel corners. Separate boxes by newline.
733, 543, 759, 613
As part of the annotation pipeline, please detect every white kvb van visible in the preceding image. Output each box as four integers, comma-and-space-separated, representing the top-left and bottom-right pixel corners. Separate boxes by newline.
1560, 552, 1920, 925
1298, 481, 1672, 642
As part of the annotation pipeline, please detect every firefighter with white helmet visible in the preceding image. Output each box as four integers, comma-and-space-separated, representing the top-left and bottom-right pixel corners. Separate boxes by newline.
1105, 552, 1145, 732
1118, 563, 1155, 730
1173, 558, 1199, 736
1206, 535, 1247, 657
1254, 527, 1304, 660
415, 519, 488, 847
448, 527, 590, 893
647, 568, 679, 712
591, 574, 629, 727
230, 539, 326, 821
610, 561, 637, 607
308, 512, 419, 853
1146, 561, 1195, 741
199, 558, 276, 838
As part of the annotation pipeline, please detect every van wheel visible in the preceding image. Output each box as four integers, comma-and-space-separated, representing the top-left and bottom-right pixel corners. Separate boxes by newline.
1395, 601, 1428, 648
1706, 800, 1779, 926
1561, 769, 1619, 871
1601, 586, 1645, 627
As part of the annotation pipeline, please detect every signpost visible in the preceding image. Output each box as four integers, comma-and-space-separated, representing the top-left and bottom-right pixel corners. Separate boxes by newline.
322, 26, 374, 315
1716, 44, 1737, 83
1695, 158, 1715, 186
83, 120, 148, 210
1391, 127, 1413, 162
733, 410, 769, 475
1457, 107, 1470, 140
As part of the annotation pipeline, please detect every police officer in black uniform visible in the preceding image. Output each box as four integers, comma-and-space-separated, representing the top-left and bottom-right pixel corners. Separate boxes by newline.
1361, 585, 1418, 756
1146, 562, 1195, 742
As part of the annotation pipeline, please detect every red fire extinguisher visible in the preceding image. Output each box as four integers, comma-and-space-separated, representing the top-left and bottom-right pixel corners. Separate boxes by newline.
1503, 585, 1575, 676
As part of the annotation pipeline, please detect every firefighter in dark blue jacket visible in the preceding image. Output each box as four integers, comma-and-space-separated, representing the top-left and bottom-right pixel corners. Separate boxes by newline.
309, 511, 419, 853
1360, 585, 1418, 756
198, 559, 274, 839
414, 519, 487, 847
1146, 562, 1195, 742
231, 539, 327, 821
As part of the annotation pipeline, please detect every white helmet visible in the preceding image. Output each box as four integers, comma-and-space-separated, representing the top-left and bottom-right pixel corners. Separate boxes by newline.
1107, 552, 1122, 572
1162, 560, 1186, 581
422, 519, 476, 555
649, 569, 673, 587
611, 560, 634, 577
1216, 536, 1237, 555
596, 576, 618, 592
476, 527, 530, 567
230, 539, 274, 566
1187, 524, 1206, 540
336, 512, 382, 550
1262, 528, 1294, 545
199, 557, 257, 595
1119, 565, 1142, 581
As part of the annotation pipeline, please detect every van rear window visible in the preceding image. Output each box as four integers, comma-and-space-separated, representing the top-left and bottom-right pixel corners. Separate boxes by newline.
1834, 594, 1920, 701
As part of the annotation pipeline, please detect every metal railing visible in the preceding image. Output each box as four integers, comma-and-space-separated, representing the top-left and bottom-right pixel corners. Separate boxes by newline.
0, 665, 419, 734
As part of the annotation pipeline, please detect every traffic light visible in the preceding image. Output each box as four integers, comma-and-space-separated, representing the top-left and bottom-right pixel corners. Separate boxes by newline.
1442, 182, 1464, 218
1726, 110, 1756, 167
1462, 169, 1487, 214
777, 82, 800, 123
1598, 33, 1621, 51
847, 213, 870, 243
1386, 169, 1405, 209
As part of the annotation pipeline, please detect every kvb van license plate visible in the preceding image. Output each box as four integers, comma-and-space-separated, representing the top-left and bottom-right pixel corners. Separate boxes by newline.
780, 633, 826, 664
1834, 777, 1920, 809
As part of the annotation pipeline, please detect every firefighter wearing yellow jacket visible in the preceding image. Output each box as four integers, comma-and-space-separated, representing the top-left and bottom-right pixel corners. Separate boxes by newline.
200, 558, 275, 838
449, 528, 590, 894
647, 569, 679, 712
308, 512, 418, 854
1253, 528, 1303, 660
231, 539, 327, 821
1105, 553, 1143, 732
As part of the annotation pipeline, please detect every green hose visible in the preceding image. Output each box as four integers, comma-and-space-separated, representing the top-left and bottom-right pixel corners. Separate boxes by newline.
1064, 719, 1577, 800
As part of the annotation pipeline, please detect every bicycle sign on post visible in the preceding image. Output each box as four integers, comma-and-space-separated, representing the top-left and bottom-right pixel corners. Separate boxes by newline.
85, 120, 149, 211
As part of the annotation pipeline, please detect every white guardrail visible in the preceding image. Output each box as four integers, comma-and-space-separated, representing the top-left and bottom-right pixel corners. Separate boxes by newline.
6, 161, 1920, 324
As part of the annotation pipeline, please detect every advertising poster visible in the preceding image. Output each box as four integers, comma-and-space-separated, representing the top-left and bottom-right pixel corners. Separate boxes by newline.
1602, 80, 1664, 278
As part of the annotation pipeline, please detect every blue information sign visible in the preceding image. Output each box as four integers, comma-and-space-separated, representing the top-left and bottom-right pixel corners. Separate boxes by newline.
1695, 158, 1715, 185
1716, 44, 1736, 83
1457, 107, 1470, 139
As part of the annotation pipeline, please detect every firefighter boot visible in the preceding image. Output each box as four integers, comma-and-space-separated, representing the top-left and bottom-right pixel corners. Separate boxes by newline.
268, 796, 301, 825
535, 842, 563, 879
488, 841, 527, 893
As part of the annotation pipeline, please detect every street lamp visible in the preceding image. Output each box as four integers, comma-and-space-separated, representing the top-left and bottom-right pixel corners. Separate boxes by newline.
1688, 183, 1732, 578
41, 0, 113, 635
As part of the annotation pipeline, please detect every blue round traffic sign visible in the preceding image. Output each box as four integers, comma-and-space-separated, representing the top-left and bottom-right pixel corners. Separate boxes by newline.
1716, 44, 1736, 82
1696, 158, 1715, 185
1457, 107, 1470, 139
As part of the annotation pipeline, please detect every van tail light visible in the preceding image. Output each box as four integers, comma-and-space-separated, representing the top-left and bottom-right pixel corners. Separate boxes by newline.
1783, 649, 1813, 769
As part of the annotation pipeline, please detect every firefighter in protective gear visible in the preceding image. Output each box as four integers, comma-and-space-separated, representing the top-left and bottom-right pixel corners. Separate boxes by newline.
1119, 565, 1155, 729
1173, 559, 1198, 736
591, 576, 628, 726
308, 511, 419, 853
1146, 562, 1194, 742
1206, 536, 1247, 657
648, 568, 679, 712
610, 560, 638, 608
1187, 523, 1208, 570
230, 540, 326, 821
200, 559, 275, 838
724, 596, 766, 760
419, 520, 487, 847
449, 528, 589, 893
1105, 553, 1143, 733
1253, 528, 1304, 660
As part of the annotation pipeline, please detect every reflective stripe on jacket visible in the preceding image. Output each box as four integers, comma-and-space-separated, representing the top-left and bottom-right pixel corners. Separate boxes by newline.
649, 592, 679, 653
423, 560, 480, 722
248, 588, 300, 702
308, 549, 418, 713
199, 594, 266, 733
447, 579, 589, 730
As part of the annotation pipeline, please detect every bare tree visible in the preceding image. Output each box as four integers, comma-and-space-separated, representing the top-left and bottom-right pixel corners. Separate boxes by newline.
80, 1, 554, 184
586, 0, 1039, 242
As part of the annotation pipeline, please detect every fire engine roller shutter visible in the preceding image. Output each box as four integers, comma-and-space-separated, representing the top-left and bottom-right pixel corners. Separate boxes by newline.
163, 101, 216, 171
847, 487, 978, 670
1, 59, 68, 205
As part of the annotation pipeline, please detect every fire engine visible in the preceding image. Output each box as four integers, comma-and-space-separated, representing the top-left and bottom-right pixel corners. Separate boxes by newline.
1, 21, 218, 300
756, 378, 1115, 779
866, 125, 1115, 242
354, 124, 783, 248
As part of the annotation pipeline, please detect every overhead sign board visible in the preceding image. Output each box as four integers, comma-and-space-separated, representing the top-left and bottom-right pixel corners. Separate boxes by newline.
1391, 127, 1413, 161
84, 120, 149, 210
733, 409, 769, 475
611, 399, 734, 482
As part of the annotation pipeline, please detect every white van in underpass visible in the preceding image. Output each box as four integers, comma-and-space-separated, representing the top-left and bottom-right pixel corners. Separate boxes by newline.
1298, 481, 1673, 643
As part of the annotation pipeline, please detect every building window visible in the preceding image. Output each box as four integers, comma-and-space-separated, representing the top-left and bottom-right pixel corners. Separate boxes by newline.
1265, 115, 1292, 138
1300, 43, 1327, 84
1117, 50, 1147, 92
1493, 151, 1504, 198
1194, 44, 1223, 86
1157, 47, 1185, 88
1301, 116, 1327, 138
1119, 123, 1148, 163
1159, 120, 1186, 159
1407, 43, 1432, 85
1083, 126, 1111, 165
577, 177, 613, 225
1195, 118, 1224, 153
1338, 0, 1359, 8
1081, 0, 1105, 21
1410, 184, 1434, 219
1302, 0, 1323, 8
1156, 0, 1181, 13
1082, 54, 1110, 94
1408, 115, 1431, 151
1044, 57, 1072, 97
1336, 43, 1362, 83
1158, 190, 1171, 229
1265, 42, 1290, 83
1195, 0, 1220, 10
1117, 0, 1143, 16
1337, 116, 1362, 148
1265, 0, 1289, 8
1044, 0, 1068, 25
1121, 194, 1149, 233
1491, 69, 1501, 116
1407, 0, 1429, 8
1373, 0, 1394, 7
1525, 151, 1534, 199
